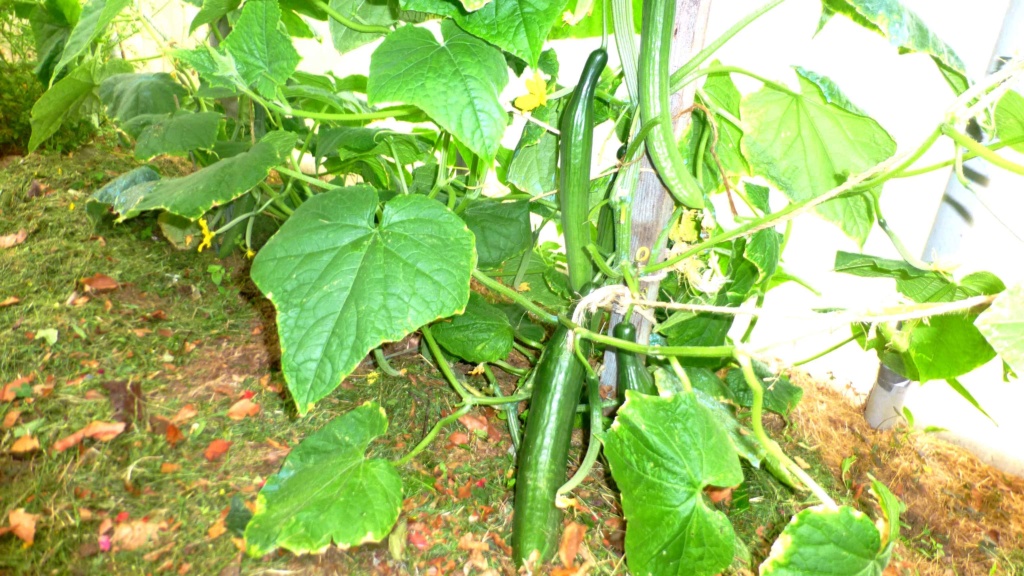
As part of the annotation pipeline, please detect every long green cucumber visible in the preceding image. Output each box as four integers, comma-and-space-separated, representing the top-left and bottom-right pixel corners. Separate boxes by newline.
638, 0, 705, 209
614, 321, 657, 402
560, 48, 608, 293
512, 323, 586, 566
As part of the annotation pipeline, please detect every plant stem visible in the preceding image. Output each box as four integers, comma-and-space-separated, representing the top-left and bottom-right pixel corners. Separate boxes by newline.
557, 374, 603, 497
471, 269, 558, 324
565, 318, 734, 358
792, 334, 857, 367
396, 404, 471, 467
310, 0, 392, 34
492, 359, 528, 376
421, 325, 476, 401
737, 354, 836, 507
943, 125, 1024, 176
373, 348, 404, 377
670, 0, 789, 93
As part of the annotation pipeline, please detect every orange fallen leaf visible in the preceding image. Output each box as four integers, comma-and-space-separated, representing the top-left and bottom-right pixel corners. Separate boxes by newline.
3, 410, 21, 428
558, 522, 587, 569
53, 420, 126, 451
0, 229, 28, 249
2, 374, 35, 402
11, 434, 40, 454
0, 509, 40, 544
203, 439, 232, 461
160, 462, 181, 474
171, 404, 197, 424
53, 430, 86, 452
207, 519, 227, 540
458, 413, 488, 433
0, 296, 20, 307
110, 519, 162, 551
79, 273, 119, 293
83, 389, 105, 400
165, 423, 185, 446
447, 431, 470, 446
227, 398, 260, 420
706, 486, 733, 505
132, 328, 152, 338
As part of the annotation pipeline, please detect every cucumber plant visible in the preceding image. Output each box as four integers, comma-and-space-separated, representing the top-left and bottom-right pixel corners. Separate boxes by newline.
21, 0, 1024, 572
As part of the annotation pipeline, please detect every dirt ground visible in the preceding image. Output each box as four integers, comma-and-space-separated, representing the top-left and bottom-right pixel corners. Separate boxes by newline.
2, 139, 1023, 575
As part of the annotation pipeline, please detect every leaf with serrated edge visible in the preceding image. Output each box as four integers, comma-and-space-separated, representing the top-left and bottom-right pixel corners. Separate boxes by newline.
368, 21, 507, 160
603, 391, 743, 576
433, 293, 513, 363
251, 186, 475, 414
761, 505, 890, 575
978, 282, 1024, 376
221, 0, 300, 98
245, 402, 403, 555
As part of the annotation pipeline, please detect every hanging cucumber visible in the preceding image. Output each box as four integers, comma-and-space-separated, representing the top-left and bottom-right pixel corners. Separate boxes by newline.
512, 316, 588, 566
559, 48, 608, 293
638, 0, 705, 209
614, 322, 657, 402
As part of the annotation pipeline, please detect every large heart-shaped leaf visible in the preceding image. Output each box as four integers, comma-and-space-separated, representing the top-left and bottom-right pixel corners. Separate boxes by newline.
760, 505, 891, 575
368, 20, 508, 161
507, 98, 564, 196
28, 65, 96, 152
221, 0, 300, 98
741, 71, 895, 245
52, 0, 130, 79
98, 73, 187, 122
251, 186, 476, 414
245, 402, 403, 556
329, 0, 394, 55
114, 131, 295, 221
401, 0, 566, 67
978, 282, 1024, 376
133, 111, 223, 160
685, 67, 748, 192
723, 360, 803, 416
86, 166, 162, 221
460, 199, 531, 269
603, 391, 743, 576
189, 0, 240, 33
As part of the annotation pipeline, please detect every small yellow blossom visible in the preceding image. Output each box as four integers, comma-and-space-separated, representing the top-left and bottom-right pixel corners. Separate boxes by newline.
514, 71, 548, 112
68, 202, 75, 211
517, 282, 530, 292
197, 218, 214, 253
245, 248, 256, 259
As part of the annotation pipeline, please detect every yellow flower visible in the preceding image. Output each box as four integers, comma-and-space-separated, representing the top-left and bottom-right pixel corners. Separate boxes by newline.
245, 248, 255, 259
514, 71, 548, 112
197, 218, 214, 253
68, 202, 75, 211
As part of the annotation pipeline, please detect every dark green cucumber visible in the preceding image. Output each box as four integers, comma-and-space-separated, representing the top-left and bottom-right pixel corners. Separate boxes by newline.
559, 48, 608, 293
512, 323, 586, 566
614, 322, 657, 401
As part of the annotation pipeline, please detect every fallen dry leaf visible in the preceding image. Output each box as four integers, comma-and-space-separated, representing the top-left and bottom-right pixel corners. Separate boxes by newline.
447, 431, 470, 446
0, 508, 40, 544
79, 273, 119, 294
0, 229, 28, 249
10, 434, 40, 454
2, 373, 35, 402
0, 296, 20, 307
53, 421, 126, 452
706, 486, 733, 505
165, 423, 185, 446
160, 462, 181, 474
207, 519, 227, 540
83, 389, 105, 401
458, 413, 488, 433
227, 398, 260, 420
204, 439, 232, 462
3, 410, 21, 428
171, 404, 198, 424
559, 522, 587, 569
110, 519, 162, 551
103, 381, 145, 425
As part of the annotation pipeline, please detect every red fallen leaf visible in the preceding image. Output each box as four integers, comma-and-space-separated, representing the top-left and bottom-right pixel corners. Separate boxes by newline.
79, 274, 119, 294
115, 511, 130, 523
141, 310, 167, 322
227, 398, 260, 420
171, 404, 198, 424
458, 413, 488, 432
2, 373, 35, 402
407, 524, 431, 550
0, 229, 28, 249
0, 296, 20, 307
241, 390, 255, 400
455, 479, 474, 500
558, 522, 587, 568
0, 508, 39, 544
165, 424, 185, 446
447, 431, 470, 447
11, 434, 40, 453
204, 439, 232, 461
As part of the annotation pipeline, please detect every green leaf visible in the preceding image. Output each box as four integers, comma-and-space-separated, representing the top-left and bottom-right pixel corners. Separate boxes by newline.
368, 20, 508, 160
603, 391, 743, 576
28, 65, 96, 152
86, 166, 162, 221
995, 90, 1024, 153
834, 252, 1005, 303
745, 182, 771, 214
978, 282, 1024, 376
245, 402, 403, 556
745, 228, 780, 284
460, 199, 531, 269
548, 0, 641, 39
222, 0, 301, 98
52, 0, 130, 79
904, 315, 995, 382
760, 505, 891, 575
190, 0, 241, 33
133, 111, 223, 159
98, 73, 188, 122
401, 0, 566, 67
506, 98, 564, 196
741, 75, 895, 245
329, 0, 395, 55
432, 293, 514, 363
116, 131, 295, 220
686, 67, 748, 192
251, 186, 476, 414
820, 0, 967, 95
723, 360, 803, 416
29, 0, 75, 83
